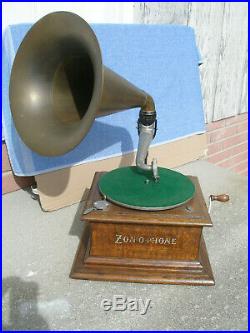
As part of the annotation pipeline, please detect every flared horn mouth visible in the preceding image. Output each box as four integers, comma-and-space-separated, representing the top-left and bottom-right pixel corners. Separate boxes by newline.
9, 11, 154, 157
9, 11, 103, 156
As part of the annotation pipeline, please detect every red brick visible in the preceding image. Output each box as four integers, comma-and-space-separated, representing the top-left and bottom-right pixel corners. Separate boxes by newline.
207, 150, 229, 164
2, 143, 11, 172
207, 141, 224, 155
208, 125, 239, 143
206, 113, 248, 175
207, 142, 248, 164
223, 132, 248, 149
206, 119, 225, 132
236, 120, 248, 134
229, 142, 248, 156
225, 113, 248, 126
217, 151, 248, 168
2, 171, 35, 194
208, 141, 248, 158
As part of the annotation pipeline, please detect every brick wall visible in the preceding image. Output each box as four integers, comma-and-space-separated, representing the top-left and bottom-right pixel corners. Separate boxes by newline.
2, 143, 35, 194
2, 113, 248, 194
206, 113, 248, 176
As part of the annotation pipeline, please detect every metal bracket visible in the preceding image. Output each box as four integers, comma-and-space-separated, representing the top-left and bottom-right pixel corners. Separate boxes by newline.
136, 118, 159, 182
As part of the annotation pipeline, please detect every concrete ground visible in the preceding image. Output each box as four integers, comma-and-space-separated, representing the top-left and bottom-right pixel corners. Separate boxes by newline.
2, 161, 248, 331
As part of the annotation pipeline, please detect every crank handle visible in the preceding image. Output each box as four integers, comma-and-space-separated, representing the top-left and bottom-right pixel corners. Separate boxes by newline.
208, 194, 230, 213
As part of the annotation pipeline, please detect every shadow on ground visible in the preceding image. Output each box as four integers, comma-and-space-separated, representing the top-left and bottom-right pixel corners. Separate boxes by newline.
2, 276, 49, 331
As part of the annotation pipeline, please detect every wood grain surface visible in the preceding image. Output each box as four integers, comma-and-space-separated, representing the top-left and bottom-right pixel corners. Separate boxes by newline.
70, 172, 215, 285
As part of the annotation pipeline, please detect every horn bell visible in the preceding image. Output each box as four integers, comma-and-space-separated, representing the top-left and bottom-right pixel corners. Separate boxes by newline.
9, 11, 150, 156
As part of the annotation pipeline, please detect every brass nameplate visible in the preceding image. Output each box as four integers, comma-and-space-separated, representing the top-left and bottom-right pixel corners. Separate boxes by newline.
115, 234, 177, 245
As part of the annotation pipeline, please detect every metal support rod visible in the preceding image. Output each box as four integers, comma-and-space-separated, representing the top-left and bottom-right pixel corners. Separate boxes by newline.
136, 112, 159, 181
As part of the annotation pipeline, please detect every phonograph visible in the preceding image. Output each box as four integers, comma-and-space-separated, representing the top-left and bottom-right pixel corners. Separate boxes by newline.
9, 12, 229, 285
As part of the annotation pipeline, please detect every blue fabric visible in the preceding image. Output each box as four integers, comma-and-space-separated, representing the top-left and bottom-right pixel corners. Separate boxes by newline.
2, 23, 205, 176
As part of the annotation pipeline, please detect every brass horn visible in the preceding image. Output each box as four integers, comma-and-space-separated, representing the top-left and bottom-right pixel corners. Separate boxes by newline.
9, 11, 198, 212
9, 11, 155, 157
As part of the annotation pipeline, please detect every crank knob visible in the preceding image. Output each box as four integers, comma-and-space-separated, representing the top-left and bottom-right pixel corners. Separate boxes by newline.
210, 194, 230, 202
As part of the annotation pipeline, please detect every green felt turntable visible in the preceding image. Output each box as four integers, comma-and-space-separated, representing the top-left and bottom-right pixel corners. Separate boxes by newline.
98, 166, 195, 210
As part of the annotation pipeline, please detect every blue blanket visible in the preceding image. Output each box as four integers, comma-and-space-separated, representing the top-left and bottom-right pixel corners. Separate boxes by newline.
2, 23, 205, 176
